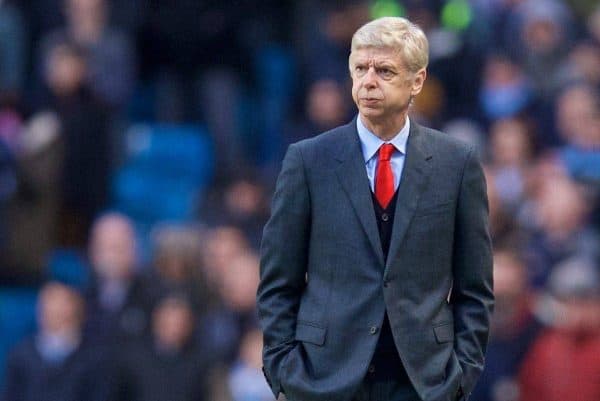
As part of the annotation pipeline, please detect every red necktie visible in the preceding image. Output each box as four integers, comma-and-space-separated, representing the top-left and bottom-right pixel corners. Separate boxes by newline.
375, 143, 395, 209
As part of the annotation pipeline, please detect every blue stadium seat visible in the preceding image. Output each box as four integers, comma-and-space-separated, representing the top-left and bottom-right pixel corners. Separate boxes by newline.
124, 123, 214, 184
46, 248, 90, 290
0, 287, 38, 391
112, 124, 213, 224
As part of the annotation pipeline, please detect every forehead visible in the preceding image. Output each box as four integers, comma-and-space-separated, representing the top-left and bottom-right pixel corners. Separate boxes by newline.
351, 47, 403, 66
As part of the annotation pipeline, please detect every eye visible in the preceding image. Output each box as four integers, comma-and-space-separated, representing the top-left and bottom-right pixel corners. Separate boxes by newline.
377, 68, 395, 79
354, 65, 367, 75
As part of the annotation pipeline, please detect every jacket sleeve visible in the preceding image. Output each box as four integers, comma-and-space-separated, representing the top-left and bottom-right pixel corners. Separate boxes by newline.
257, 143, 310, 398
450, 147, 494, 399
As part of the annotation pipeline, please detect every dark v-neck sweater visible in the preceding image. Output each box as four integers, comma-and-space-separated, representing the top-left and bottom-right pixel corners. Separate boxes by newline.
367, 190, 411, 384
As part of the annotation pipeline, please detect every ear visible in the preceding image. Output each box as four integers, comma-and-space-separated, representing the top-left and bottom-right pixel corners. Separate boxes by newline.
410, 68, 427, 96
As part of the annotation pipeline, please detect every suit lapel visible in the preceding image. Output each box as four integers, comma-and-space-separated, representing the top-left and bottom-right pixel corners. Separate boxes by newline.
385, 122, 433, 275
334, 120, 385, 267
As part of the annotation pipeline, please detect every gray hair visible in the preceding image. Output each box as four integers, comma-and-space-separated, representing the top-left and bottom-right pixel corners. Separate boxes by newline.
350, 17, 429, 73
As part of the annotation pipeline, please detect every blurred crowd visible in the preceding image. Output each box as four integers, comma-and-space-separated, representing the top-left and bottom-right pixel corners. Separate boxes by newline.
0, 1, 599, 401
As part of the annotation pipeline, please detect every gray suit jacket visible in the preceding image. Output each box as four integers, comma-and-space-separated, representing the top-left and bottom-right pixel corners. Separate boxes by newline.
257, 119, 494, 401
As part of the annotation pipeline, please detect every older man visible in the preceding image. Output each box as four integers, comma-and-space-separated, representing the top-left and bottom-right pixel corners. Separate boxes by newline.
257, 17, 493, 401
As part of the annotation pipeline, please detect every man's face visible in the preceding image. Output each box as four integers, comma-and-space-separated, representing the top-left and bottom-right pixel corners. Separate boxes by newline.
350, 47, 425, 124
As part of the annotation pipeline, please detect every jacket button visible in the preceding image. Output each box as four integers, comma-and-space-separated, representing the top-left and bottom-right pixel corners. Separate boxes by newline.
368, 364, 375, 373
383, 279, 390, 288
369, 326, 378, 334
381, 213, 389, 222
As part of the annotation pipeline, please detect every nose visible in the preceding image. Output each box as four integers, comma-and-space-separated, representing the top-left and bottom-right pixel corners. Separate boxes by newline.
362, 67, 378, 89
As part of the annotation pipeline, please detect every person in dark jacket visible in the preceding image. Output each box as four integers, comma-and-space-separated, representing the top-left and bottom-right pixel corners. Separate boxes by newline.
111, 293, 210, 401
3, 281, 108, 401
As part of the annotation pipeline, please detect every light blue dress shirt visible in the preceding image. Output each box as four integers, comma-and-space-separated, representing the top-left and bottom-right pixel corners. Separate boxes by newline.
356, 115, 410, 193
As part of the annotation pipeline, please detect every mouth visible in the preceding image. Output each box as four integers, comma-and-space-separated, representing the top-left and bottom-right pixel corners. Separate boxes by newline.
361, 98, 382, 105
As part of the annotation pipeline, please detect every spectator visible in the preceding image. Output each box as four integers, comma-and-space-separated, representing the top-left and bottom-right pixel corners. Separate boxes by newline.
484, 170, 523, 250
201, 225, 251, 290
588, 4, 600, 43
479, 53, 534, 122
40, 41, 111, 246
286, 78, 351, 147
555, 84, 600, 183
293, 1, 370, 84
112, 294, 210, 401
145, 224, 211, 315
470, 250, 542, 401
85, 212, 150, 345
487, 117, 536, 211
523, 170, 599, 288
38, 0, 135, 108
511, 0, 574, 99
202, 177, 270, 248
3, 281, 108, 401
556, 41, 600, 89
199, 251, 260, 365
1, 111, 63, 272
519, 257, 600, 401
228, 328, 273, 401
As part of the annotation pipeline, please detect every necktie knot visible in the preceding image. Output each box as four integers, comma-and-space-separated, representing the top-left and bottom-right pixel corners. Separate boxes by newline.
379, 143, 395, 161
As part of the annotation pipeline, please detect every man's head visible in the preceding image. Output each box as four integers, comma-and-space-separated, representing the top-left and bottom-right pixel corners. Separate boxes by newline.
37, 281, 85, 336
45, 43, 87, 97
491, 250, 530, 334
152, 224, 203, 283
220, 251, 260, 312
89, 212, 137, 282
152, 294, 195, 351
556, 84, 600, 147
549, 257, 600, 336
349, 17, 428, 132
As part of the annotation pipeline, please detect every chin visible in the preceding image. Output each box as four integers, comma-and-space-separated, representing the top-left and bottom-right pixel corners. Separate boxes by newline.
359, 107, 384, 117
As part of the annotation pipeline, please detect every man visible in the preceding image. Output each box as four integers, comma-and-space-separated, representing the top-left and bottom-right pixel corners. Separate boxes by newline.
85, 212, 149, 344
257, 17, 493, 401
111, 294, 210, 401
3, 282, 108, 401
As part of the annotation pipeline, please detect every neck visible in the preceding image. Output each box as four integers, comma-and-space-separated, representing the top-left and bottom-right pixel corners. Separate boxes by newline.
360, 112, 407, 141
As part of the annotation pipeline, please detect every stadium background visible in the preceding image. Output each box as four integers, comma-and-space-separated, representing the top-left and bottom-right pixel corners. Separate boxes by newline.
0, 0, 599, 400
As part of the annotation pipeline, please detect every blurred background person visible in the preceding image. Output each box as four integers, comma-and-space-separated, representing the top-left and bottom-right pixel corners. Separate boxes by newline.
144, 223, 211, 315
228, 328, 273, 401
519, 257, 600, 401
111, 293, 210, 401
201, 225, 251, 291
36, 0, 135, 109
84, 212, 149, 345
522, 170, 599, 289
201, 176, 271, 249
470, 249, 542, 401
40, 41, 111, 246
555, 83, 600, 183
486, 117, 537, 213
3, 281, 108, 401
198, 250, 260, 366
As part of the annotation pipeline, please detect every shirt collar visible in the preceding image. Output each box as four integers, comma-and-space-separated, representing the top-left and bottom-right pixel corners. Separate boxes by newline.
356, 114, 410, 163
